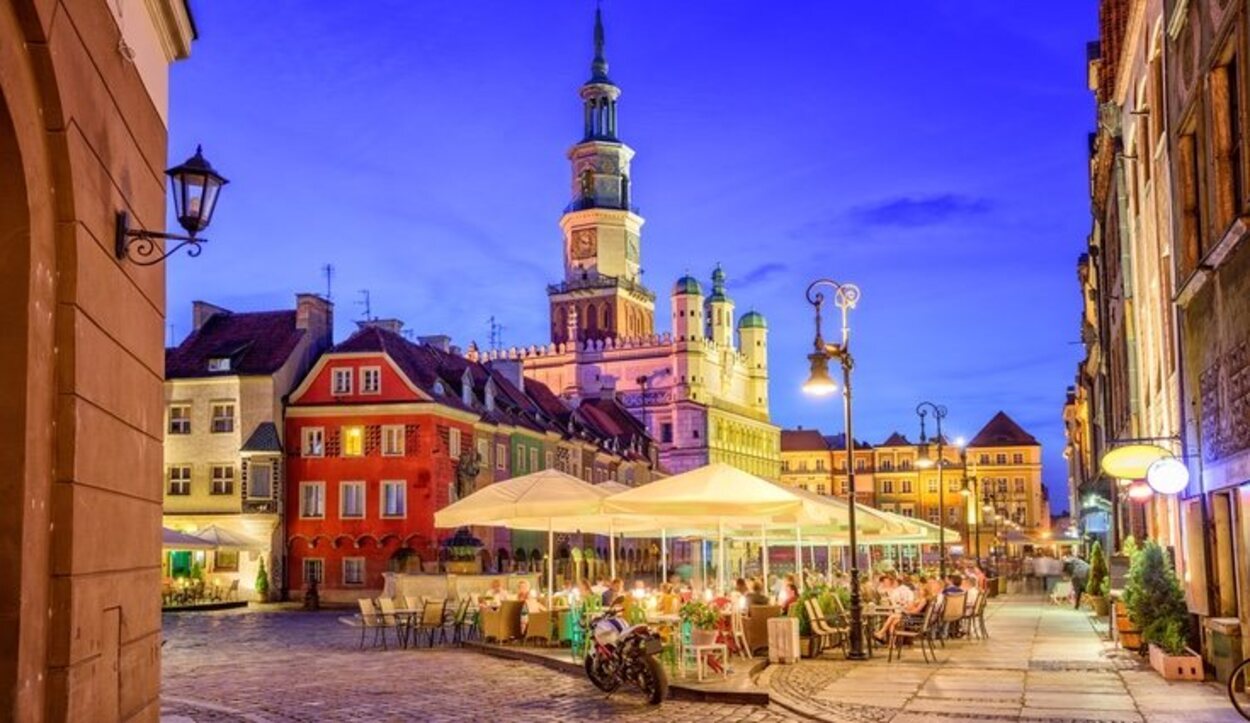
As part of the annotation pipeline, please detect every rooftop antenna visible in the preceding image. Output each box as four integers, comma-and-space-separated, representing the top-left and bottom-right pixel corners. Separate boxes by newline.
167, 323, 176, 347
488, 316, 505, 352
356, 289, 372, 320
322, 263, 335, 301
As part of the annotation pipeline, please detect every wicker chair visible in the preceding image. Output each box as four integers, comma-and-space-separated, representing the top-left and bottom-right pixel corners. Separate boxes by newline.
966, 592, 989, 639
745, 605, 781, 655
888, 598, 942, 663
937, 591, 967, 644
524, 609, 555, 646
356, 598, 391, 650
481, 601, 524, 643
804, 598, 848, 658
377, 598, 405, 648
416, 599, 448, 647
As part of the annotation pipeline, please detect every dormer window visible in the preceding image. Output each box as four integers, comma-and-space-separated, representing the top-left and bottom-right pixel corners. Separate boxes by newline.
207, 357, 231, 372
461, 370, 473, 406
485, 380, 496, 411
332, 368, 352, 395
360, 367, 381, 395
433, 380, 446, 396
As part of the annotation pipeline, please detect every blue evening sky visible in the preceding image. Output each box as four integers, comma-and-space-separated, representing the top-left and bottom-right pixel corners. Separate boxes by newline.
168, 2, 1097, 511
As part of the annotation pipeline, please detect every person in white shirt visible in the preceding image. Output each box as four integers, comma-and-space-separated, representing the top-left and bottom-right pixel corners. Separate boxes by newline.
888, 581, 915, 608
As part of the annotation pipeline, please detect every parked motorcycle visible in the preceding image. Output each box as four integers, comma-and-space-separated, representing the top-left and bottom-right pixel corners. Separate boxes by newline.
583, 607, 669, 705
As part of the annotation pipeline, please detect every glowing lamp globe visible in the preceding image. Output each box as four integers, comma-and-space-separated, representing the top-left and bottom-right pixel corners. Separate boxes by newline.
1146, 457, 1189, 495
802, 352, 837, 396
1126, 479, 1153, 501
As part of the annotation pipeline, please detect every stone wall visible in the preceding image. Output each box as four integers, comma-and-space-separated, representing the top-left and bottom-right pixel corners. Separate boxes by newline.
0, 1, 192, 720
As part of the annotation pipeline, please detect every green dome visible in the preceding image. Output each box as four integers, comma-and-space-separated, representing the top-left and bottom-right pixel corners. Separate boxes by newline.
738, 311, 767, 329
673, 275, 703, 296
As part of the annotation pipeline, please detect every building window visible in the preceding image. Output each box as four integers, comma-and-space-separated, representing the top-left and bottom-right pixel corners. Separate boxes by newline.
249, 463, 273, 499
881, 480, 894, 494
900, 459, 912, 471
927, 508, 940, 524
381, 481, 407, 518
448, 428, 462, 459
477, 439, 489, 466
302, 427, 325, 457
997, 479, 1008, 494
948, 507, 960, 524
496, 443, 507, 471
880, 460, 893, 472
360, 367, 381, 395
382, 425, 405, 456
529, 448, 538, 472
168, 404, 191, 435
1014, 478, 1025, 493
303, 558, 324, 585
168, 466, 191, 496
901, 480, 912, 494
545, 451, 553, 469
210, 403, 235, 433
660, 423, 673, 443
1012, 453, 1023, 464
300, 482, 325, 518
332, 368, 352, 395
343, 557, 365, 586
514, 447, 525, 473
214, 550, 239, 572
927, 479, 938, 494
855, 459, 865, 472
342, 426, 364, 457
901, 505, 915, 518
210, 465, 235, 495
995, 453, 1007, 465
1213, 53, 1245, 229
979, 454, 990, 465
816, 484, 826, 495
207, 357, 232, 372
948, 479, 960, 493
341, 481, 365, 519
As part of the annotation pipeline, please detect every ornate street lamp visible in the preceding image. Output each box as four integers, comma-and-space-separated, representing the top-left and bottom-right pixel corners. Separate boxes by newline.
915, 402, 948, 578
116, 145, 229, 266
803, 278, 866, 659
958, 443, 981, 566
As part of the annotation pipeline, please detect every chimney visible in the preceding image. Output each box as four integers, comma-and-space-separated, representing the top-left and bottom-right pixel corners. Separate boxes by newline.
296, 293, 334, 353
192, 300, 230, 332
355, 318, 404, 334
418, 334, 452, 353
488, 358, 525, 391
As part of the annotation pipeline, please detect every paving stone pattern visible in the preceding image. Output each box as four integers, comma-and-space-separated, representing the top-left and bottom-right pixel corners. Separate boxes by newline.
767, 599, 1243, 723
160, 609, 800, 722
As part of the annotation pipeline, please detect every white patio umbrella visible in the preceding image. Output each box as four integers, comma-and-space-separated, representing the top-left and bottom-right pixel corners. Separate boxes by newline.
433, 469, 614, 602
190, 524, 261, 550
603, 463, 869, 592
162, 527, 215, 550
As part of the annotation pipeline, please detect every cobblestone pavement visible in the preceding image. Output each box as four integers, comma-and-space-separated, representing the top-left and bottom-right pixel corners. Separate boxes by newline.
767, 598, 1243, 723
160, 609, 801, 722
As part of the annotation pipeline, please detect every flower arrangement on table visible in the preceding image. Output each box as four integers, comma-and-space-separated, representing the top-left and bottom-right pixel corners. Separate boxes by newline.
679, 599, 725, 673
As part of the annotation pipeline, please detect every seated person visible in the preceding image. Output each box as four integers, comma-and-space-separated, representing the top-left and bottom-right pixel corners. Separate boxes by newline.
745, 580, 771, 607
888, 578, 916, 608
486, 578, 510, 605
516, 580, 545, 612
873, 587, 933, 643
780, 582, 800, 614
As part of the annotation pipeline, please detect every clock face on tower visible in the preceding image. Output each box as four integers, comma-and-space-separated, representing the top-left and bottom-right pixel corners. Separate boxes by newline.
626, 232, 640, 262
571, 228, 597, 260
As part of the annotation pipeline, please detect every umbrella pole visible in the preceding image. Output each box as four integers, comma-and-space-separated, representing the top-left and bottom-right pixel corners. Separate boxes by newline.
761, 526, 769, 583
717, 519, 725, 594
795, 527, 803, 593
547, 519, 555, 603
826, 542, 833, 578
609, 521, 616, 580
661, 529, 668, 583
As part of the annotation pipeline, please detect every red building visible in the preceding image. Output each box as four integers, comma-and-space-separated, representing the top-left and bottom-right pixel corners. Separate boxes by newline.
285, 323, 655, 601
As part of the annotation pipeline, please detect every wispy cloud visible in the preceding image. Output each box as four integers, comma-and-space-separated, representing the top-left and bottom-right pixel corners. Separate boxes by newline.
736, 262, 787, 289
848, 194, 993, 228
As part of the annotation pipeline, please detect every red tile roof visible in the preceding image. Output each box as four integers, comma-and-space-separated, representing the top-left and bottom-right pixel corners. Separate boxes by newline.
968, 411, 1039, 448
781, 429, 829, 452
167, 310, 305, 379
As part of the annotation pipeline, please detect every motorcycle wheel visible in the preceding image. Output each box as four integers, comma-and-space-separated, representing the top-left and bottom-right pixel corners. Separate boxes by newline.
637, 655, 668, 705
584, 651, 620, 693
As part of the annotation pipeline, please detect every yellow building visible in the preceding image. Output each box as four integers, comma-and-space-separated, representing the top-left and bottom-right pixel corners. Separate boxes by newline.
967, 411, 1050, 557
163, 296, 332, 600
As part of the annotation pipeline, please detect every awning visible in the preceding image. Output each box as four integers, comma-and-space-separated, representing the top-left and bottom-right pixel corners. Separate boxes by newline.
190, 524, 262, 549
162, 527, 215, 550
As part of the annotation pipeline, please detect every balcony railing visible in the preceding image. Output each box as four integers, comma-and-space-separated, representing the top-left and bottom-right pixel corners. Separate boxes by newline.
548, 273, 656, 301
563, 195, 641, 214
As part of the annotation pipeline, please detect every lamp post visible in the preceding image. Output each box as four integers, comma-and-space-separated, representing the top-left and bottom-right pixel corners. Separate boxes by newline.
914, 402, 948, 578
959, 446, 981, 566
802, 277, 866, 660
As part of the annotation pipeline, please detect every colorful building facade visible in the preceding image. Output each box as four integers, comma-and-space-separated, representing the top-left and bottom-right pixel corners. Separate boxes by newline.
285, 323, 655, 602
164, 295, 334, 600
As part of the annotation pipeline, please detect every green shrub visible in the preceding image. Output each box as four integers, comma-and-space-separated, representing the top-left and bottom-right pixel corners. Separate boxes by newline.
1086, 540, 1107, 598
255, 558, 270, 599
1125, 540, 1190, 653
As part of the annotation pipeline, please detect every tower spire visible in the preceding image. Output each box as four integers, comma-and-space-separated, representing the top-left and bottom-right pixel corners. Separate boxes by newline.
591, 4, 610, 83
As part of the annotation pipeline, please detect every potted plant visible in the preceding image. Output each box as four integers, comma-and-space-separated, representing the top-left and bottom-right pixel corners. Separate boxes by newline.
1126, 540, 1199, 678
255, 558, 270, 601
679, 600, 720, 646
1085, 541, 1110, 616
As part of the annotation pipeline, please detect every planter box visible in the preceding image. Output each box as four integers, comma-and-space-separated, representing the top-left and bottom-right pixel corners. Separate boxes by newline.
1148, 644, 1203, 681
1119, 631, 1143, 650
1087, 595, 1110, 617
445, 561, 480, 574
690, 628, 718, 647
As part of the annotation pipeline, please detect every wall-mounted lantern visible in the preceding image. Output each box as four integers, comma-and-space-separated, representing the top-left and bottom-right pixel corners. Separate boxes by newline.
115, 145, 228, 266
